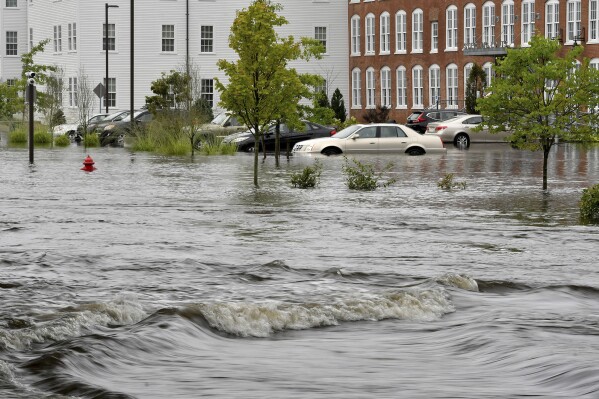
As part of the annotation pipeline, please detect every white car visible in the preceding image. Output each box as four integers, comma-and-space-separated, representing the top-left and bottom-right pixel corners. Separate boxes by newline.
425, 114, 512, 147
52, 113, 108, 138
292, 123, 446, 156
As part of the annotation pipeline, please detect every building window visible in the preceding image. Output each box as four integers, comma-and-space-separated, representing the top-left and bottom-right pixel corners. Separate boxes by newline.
395, 11, 406, 53
431, 22, 438, 52
429, 65, 440, 107
200, 78, 213, 108
446, 6, 458, 50
590, 58, 599, 69
412, 9, 423, 52
446, 64, 458, 108
53, 25, 62, 52
352, 68, 362, 108
69, 77, 78, 107
29, 28, 33, 51
464, 63, 473, 97
366, 67, 375, 108
546, 0, 560, 40
162, 25, 175, 52
483, 62, 494, 88
522, 0, 536, 45
464, 4, 476, 46
314, 78, 327, 96
412, 66, 423, 108
6, 31, 17, 55
591, 0, 599, 42
380, 12, 390, 54
6, 79, 16, 86
365, 13, 375, 54
396, 66, 407, 108
502, 0, 515, 46
380, 67, 391, 108
103, 23, 115, 51
351, 15, 361, 55
68, 23, 77, 51
483, 2, 496, 46
200, 25, 213, 53
6, 0, 17, 7
103, 77, 116, 108
315, 26, 327, 53
566, 0, 581, 42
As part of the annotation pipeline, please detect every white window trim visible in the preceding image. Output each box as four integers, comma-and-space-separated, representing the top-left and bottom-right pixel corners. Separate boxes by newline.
446, 6, 458, 51
412, 9, 423, 53
366, 67, 376, 109
380, 66, 391, 108
351, 15, 361, 56
352, 68, 362, 109
380, 12, 390, 55
396, 66, 407, 109
483, 2, 496, 46
365, 13, 375, 55
565, 0, 581, 44
590, 0, 599, 43
161, 24, 176, 54
412, 66, 423, 109
431, 21, 438, 53
314, 25, 328, 55
395, 10, 407, 54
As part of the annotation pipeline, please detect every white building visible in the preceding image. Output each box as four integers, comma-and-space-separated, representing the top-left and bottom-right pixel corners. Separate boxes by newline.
8, 0, 348, 122
1, 0, 28, 85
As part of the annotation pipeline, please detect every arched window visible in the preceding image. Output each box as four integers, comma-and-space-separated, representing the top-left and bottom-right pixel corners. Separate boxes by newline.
429, 65, 441, 107
351, 68, 362, 108
545, 0, 560, 40
381, 67, 392, 107
351, 15, 361, 55
380, 12, 390, 54
412, 65, 423, 108
483, 62, 494, 89
446, 6, 458, 50
591, 0, 599, 42
396, 66, 407, 108
412, 9, 423, 52
366, 67, 376, 108
464, 62, 474, 97
566, 0, 582, 43
464, 3, 476, 46
482, 2, 495, 46
501, 0, 515, 46
395, 11, 407, 53
446, 64, 458, 108
521, 0, 536, 45
365, 13, 375, 54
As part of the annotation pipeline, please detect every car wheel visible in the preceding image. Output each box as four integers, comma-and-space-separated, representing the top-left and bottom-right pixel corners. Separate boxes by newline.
406, 147, 425, 156
454, 133, 470, 148
117, 134, 125, 146
245, 146, 255, 153
321, 147, 342, 156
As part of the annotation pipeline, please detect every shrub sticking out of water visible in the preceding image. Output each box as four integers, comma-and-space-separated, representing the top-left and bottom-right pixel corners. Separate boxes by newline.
198, 134, 237, 155
8, 129, 27, 144
437, 173, 467, 190
54, 134, 71, 147
291, 160, 322, 188
84, 133, 100, 147
579, 183, 599, 224
342, 157, 396, 191
33, 130, 53, 145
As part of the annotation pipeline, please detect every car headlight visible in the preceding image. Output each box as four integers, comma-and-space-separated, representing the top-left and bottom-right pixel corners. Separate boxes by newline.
104, 124, 115, 131
232, 136, 250, 143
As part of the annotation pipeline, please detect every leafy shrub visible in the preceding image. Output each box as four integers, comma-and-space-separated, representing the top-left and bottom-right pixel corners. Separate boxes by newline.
8, 129, 27, 144
54, 134, 71, 147
84, 133, 100, 147
342, 157, 396, 191
437, 173, 467, 190
34, 130, 53, 145
197, 133, 237, 155
52, 109, 66, 126
291, 160, 322, 188
579, 183, 599, 224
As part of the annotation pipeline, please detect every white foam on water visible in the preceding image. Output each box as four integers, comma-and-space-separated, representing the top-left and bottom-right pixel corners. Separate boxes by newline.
195, 288, 454, 337
436, 273, 479, 292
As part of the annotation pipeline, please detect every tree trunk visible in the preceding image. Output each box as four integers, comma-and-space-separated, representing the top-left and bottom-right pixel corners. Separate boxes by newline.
275, 123, 280, 167
254, 143, 259, 187
542, 144, 551, 191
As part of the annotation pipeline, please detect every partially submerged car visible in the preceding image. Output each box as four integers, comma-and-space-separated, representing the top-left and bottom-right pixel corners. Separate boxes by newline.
425, 114, 512, 147
99, 110, 153, 146
53, 113, 108, 139
292, 123, 445, 156
222, 120, 336, 152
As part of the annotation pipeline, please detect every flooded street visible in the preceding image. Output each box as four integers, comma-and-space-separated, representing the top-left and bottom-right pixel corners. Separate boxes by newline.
1, 139, 599, 398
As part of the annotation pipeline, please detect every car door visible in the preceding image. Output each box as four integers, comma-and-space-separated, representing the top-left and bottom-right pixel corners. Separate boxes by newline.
344, 125, 379, 152
462, 116, 485, 142
378, 125, 410, 152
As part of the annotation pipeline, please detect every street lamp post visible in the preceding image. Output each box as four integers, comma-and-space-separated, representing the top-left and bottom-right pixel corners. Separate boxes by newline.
105, 3, 119, 113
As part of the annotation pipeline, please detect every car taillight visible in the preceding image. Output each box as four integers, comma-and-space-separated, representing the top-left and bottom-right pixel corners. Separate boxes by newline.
416, 116, 427, 122
330, 129, 336, 136
435, 126, 447, 131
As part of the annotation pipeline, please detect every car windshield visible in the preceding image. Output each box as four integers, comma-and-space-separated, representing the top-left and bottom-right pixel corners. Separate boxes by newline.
332, 124, 362, 139
443, 116, 465, 124
211, 113, 229, 125
407, 112, 422, 121
106, 111, 126, 120
89, 115, 107, 123
122, 111, 145, 122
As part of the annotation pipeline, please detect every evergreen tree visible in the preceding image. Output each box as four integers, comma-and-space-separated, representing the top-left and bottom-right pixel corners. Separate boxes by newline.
331, 88, 346, 122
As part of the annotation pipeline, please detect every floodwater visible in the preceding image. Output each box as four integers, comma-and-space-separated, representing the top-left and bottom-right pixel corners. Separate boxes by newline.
1, 137, 598, 398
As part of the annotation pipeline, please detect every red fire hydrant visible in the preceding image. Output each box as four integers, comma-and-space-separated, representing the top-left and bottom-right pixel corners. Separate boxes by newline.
81, 155, 96, 172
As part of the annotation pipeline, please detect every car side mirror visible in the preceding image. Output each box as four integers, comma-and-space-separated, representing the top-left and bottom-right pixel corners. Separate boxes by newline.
352, 133, 360, 140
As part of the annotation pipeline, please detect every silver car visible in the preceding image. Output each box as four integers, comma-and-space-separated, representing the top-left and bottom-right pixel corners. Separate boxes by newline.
292, 123, 446, 156
426, 114, 512, 147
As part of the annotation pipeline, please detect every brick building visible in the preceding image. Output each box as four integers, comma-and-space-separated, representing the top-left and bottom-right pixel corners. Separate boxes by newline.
348, 0, 599, 123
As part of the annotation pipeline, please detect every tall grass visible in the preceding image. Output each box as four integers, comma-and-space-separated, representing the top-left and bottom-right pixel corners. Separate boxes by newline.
84, 133, 100, 147
54, 134, 71, 147
7, 123, 52, 145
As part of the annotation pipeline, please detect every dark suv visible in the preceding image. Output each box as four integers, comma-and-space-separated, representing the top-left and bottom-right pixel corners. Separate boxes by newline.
406, 109, 467, 134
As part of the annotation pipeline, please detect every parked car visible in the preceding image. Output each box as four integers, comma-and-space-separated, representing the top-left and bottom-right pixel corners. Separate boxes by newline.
84, 110, 131, 136
222, 120, 336, 152
201, 112, 247, 135
53, 113, 108, 139
292, 123, 446, 156
406, 109, 467, 134
99, 110, 153, 146
425, 114, 512, 147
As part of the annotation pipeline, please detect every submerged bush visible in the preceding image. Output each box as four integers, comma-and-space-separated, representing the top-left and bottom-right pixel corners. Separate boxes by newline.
342, 157, 396, 191
579, 183, 599, 224
34, 130, 53, 145
437, 173, 467, 190
198, 134, 237, 155
84, 133, 100, 147
54, 134, 71, 147
291, 160, 322, 188
8, 129, 27, 144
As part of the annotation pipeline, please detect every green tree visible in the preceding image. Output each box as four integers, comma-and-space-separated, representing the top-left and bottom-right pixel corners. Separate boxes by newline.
19, 39, 57, 119
465, 64, 486, 114
362, 105, 390, 123
145, 70, 191, 113
215, 0, 323, 186
0, 82, 20, 121
331, 88, 346, 123
477, 36, 599, 190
